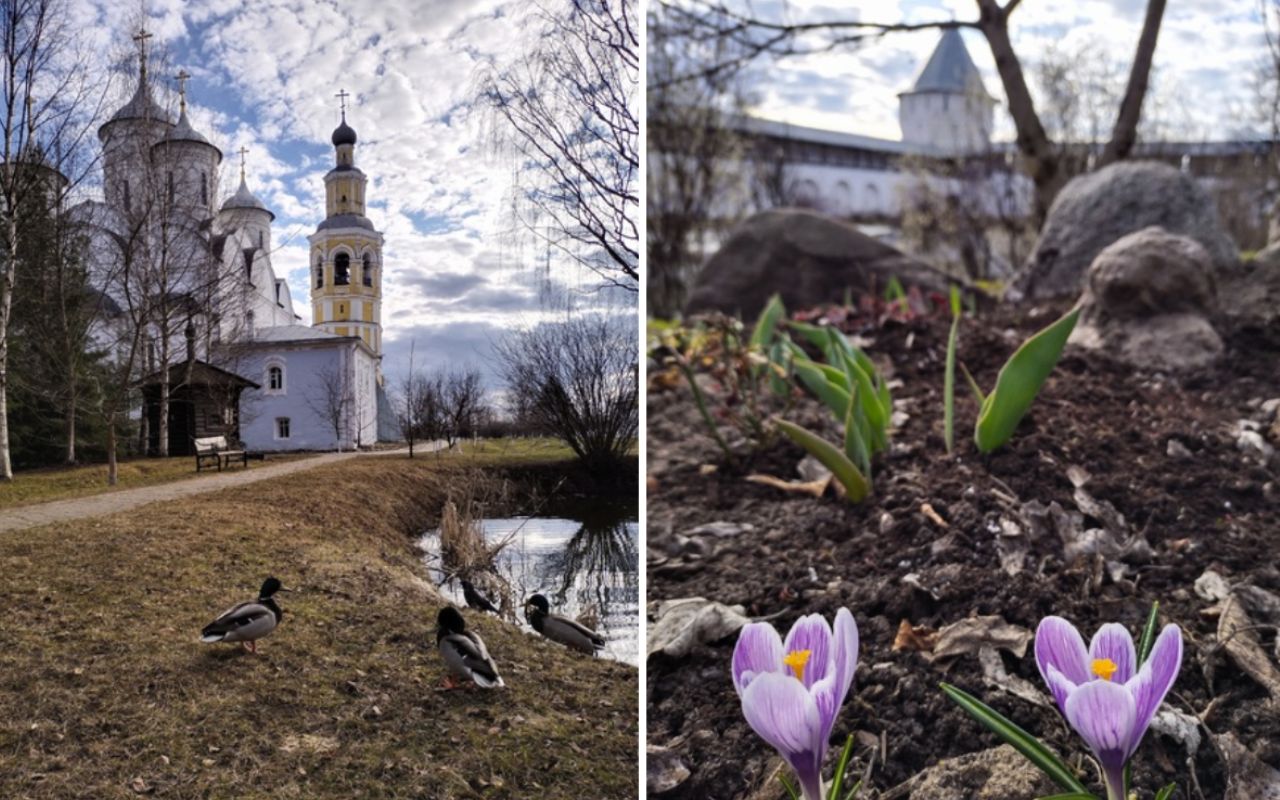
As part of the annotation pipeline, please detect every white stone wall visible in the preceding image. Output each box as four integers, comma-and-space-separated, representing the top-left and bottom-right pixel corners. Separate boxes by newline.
899, 91, 994, 156
236, 341, 378, 452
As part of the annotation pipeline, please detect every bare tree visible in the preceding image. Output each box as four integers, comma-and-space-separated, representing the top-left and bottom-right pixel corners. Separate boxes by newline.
494, 314, 637, 472
0, 0, 104, 479
441, 369, 486, 449
478, 0, 639, 292
658, 0, 1168, 222
647, 2, 754, 316
305, 362, 354, 452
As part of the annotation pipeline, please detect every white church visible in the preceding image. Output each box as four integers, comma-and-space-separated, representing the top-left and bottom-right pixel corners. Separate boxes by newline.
83, 32, 390, 454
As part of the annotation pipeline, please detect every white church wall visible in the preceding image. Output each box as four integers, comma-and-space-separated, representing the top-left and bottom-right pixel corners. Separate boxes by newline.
237, 341, 377, 452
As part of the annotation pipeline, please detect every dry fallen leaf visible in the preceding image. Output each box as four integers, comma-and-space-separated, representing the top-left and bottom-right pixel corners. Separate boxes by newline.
647, 597, 750, 658
892, 619, 939, 653
930, 616, 1034, 662
698, 464, 718, 476
1218, 594, 1280, 701
746, 473, 830, 498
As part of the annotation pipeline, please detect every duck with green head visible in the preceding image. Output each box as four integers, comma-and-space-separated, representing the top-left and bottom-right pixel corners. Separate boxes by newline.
200, 577, 290, 654
524, 593, 605, 656
436, 606, 504, 689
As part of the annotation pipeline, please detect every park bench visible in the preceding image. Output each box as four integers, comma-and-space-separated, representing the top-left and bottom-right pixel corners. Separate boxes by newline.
194, 436, 249, 472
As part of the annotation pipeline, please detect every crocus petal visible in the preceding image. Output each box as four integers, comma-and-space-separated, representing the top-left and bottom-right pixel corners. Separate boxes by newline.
831, 608, 859, 711
1124, 624, 1183, 760
1043, 662, 1079, 717
783, 613, 833, 689
1036, 616, 1091, 686
1089, 623, 1137, 683
1065, 679, 1136, 771
740, 671, 823, 763
733, 622, 785, 695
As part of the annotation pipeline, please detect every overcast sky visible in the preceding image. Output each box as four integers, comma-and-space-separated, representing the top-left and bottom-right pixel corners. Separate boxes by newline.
66, 0, 634, 393
740, 0, 1268, 143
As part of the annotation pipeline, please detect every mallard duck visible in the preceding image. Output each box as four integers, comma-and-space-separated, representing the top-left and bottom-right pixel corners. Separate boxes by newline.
524, 593, 605, 656
201, 577, 288, 653
461, 579, 499, 614
436, 606, 504, 689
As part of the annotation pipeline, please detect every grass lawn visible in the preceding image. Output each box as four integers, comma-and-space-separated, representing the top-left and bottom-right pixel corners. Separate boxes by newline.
0, 453, 317, 511
0, 451, 638, 799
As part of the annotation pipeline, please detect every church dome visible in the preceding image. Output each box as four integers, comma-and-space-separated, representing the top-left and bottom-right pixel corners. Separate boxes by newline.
155, 107, 222, 160
99, 79, 171, 138
331, 118, 357, 146
220, 175, 275, 221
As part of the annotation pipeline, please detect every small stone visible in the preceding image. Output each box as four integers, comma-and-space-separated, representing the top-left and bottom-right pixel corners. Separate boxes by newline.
878, 512, 895, 535
1238, 430, 1276, 460
1167, 439, 1193, 459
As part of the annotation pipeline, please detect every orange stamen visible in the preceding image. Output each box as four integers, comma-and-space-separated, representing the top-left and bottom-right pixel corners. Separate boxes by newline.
783, 649, 812, 683
1092, 658, 1118, 682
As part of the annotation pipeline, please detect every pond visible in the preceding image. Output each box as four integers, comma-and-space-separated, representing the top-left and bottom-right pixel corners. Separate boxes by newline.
418, 501, 639, 666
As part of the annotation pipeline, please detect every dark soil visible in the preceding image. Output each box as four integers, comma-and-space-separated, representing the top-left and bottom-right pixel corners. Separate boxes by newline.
647, 301, 1280, 799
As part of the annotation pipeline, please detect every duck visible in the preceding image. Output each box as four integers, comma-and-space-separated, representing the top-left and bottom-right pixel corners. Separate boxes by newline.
436, 606, 504, 689
524, 593, 605, 656
461, 579, 499, 615
201, 576, 288, 654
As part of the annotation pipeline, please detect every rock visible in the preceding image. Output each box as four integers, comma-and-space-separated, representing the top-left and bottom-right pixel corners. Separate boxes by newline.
1070, 227, 1224, 370
903, 745, 1054, 799
1014, 161, 1238, 300
646, 744, 691, 795
1167, 439, 1193, 459
1222, 243, 1280, 323
685, 208, 955, 319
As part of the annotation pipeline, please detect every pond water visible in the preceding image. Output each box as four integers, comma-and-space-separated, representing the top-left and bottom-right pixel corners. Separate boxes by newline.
418, 502, 639, 666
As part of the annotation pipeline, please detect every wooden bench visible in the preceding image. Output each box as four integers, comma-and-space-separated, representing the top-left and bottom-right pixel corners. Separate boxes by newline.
194, 436, 249, 472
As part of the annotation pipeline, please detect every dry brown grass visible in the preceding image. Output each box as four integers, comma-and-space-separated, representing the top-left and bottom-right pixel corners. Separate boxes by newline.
0, 450, 638, 800
0, 453, 316, 511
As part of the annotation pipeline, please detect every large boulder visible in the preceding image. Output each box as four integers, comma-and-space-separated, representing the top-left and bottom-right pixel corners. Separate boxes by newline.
1070, 226, 1223, 370
684, 208, 954, 319
1014, 161, 1238, 300
1221, 242, 1280, 324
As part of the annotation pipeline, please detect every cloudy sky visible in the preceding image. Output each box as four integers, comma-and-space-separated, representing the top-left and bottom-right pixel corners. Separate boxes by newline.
65, 0, 634, 392
739, 0, 1269, 143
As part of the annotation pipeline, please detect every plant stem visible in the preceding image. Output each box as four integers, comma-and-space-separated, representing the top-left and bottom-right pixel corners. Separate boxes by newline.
678, 359, 733, 461
1104, 766, 1127, 800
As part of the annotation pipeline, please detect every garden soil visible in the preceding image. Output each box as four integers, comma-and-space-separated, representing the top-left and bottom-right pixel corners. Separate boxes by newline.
647, 301, 1280, 799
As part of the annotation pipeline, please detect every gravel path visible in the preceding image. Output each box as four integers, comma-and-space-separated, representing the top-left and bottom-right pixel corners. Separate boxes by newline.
0, 446, 427, 534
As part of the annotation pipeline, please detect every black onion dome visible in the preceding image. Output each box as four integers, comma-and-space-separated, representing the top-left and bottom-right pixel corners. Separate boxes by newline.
331, 118, 357, 146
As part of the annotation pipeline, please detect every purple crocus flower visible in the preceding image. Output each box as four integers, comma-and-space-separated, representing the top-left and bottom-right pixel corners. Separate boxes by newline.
1034, 616, 1183, 800
732, 608, 859, 800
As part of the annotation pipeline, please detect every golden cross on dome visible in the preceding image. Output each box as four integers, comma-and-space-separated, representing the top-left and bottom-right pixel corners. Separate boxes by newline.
175, 69, 191, 113
335, 88, 350, 118
237, 146, 248, 182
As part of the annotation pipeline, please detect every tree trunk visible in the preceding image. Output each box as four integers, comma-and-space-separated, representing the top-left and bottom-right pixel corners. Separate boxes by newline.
158, 334, 170, 457
973, 0, 1063, 223
107, 419, 118, 486
64, 386, 76, 464
0, 218, 13, 481
1097, 0, 1167, 168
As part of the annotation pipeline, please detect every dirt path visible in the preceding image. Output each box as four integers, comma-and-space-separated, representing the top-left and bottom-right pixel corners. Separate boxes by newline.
0, 446, 430, 534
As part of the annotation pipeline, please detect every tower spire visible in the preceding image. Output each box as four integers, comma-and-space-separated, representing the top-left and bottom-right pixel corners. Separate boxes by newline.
238, 146, 248, 184
335, 88, 350, 121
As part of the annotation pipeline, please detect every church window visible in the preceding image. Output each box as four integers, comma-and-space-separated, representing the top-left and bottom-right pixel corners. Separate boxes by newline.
315, 258, 323, 288
123, 179, 131, 211
268, 366, 284, 391
362, 254, 373, 286
167, 171, 174, 205
201, 173, 208, 205
275, 417, 290, 439
246, 310, 255, 333
258, 230, 264, 249
335, 253, 350, 285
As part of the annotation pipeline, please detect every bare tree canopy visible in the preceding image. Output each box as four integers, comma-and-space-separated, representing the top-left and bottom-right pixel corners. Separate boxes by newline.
494, 314, 637, 471
0, 0, 106, 480
655, 0, 1168, 221
478, 0, 639, 292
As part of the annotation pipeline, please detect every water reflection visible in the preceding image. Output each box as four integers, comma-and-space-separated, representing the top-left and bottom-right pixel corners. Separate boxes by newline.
419, 504, 639, 666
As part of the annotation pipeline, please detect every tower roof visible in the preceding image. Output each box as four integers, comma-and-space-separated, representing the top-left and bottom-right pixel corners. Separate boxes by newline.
908, 28, 991, 98
331, 118, 357, 146
101, 78, 172, 134
156, 106, 222, 160
220, 174, 274, 221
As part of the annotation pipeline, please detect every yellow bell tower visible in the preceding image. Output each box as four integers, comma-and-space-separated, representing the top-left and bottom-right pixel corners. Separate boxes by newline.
309, 89, 384, 369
